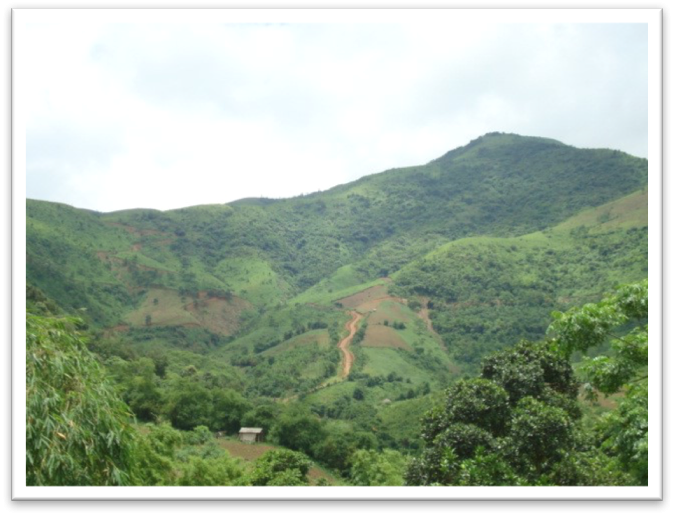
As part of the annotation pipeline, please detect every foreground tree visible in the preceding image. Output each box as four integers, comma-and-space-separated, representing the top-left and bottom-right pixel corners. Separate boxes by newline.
26, 313, 138, 485
548, 279, 648, 484
407, 341, 631, 485
405, 339, 587, 486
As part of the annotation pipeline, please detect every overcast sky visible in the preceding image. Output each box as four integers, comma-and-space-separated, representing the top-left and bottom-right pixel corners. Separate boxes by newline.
21, 14, 648, 213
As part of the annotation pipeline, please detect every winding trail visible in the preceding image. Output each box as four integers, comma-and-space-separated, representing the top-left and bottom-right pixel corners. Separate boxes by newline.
279, 310, 364, 402
339, 310, 363, 378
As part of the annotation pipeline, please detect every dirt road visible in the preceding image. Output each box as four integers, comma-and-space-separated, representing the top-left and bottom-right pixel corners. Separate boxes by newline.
339, 311, 363, 378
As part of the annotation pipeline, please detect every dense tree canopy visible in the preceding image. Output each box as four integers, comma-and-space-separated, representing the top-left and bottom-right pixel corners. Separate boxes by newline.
405, 338, 589, 486
406, 342, 630, 485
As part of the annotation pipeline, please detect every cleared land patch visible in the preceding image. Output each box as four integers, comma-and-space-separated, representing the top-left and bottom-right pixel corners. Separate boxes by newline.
124, 288, 198, 327
185, 290, 252, 335
360, 347, 427, 385
368, 300, 413, 325
337, 284, 392, 310
124, 287, 251, 335
362, 324, 410, 350
218, 439, 277, 461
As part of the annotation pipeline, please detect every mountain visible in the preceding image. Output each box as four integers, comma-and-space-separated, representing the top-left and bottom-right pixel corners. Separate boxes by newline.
26, 132, 648, 454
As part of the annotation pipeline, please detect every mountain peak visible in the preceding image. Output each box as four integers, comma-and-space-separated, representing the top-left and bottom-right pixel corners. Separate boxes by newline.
433, 132, 566, 165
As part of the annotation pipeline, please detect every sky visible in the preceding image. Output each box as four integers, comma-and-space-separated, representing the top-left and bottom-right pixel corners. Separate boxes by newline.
20, 13, 649, 213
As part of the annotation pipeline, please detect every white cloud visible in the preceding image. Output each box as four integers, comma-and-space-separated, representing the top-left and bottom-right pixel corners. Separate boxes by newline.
21, 17, 648, 212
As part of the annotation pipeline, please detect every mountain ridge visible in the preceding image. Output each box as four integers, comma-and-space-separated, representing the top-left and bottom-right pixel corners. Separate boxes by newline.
26, 131, 648, 393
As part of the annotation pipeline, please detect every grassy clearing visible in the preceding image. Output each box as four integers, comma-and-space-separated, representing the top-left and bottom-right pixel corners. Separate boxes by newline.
368, 299, 413, 325
214, 256, 293, 307
365, 300, 455, 368
554, 188, 647, 234
124, 288, 198, 327
185, 294, 252, 336
360, 348, 425, 385
216, 303, 346, 360
302, 381, 358, 405
292, 265, 388, 306
361, 325, 410, 350
218, 438, 277, 461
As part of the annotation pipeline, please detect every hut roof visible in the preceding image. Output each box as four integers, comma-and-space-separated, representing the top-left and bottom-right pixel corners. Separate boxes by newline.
239, 427, 264, 434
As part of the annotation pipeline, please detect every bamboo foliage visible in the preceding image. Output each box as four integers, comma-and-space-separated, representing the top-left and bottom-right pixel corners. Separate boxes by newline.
26, 313, 137, 486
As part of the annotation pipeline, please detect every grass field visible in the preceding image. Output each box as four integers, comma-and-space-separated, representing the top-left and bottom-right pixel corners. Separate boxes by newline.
553, 188, 647, 233
214, 256, 293, 307
360, 348, 425, 384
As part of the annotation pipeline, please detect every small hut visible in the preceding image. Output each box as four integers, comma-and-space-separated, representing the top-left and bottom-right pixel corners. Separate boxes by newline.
238, 427, 265, 443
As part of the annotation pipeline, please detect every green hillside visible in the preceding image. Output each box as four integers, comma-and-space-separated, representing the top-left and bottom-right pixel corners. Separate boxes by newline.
25, 133, 649, 485
27, 133, 646, 322
25, 131, 648, 400
391, 189, 647, 371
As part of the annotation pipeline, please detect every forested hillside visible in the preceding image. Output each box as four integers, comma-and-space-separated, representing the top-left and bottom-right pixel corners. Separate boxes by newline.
25, 133, 649, 487
27, 133, 646, 321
